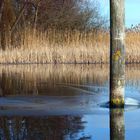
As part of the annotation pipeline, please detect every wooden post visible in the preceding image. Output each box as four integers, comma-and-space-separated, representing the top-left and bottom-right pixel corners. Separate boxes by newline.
110, 0, 125, 107
110, 109, 125, 140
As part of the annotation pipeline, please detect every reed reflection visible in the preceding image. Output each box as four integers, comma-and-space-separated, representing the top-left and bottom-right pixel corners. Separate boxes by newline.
110, 109, 125, 140
0, 64, 108, 96
0, 64, 140, 96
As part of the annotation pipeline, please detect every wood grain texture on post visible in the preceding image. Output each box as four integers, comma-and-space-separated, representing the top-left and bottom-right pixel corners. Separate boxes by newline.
110, 0, 125, 107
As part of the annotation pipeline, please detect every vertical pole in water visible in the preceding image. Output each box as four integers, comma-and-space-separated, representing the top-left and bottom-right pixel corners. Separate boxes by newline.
110, 0, 125, 108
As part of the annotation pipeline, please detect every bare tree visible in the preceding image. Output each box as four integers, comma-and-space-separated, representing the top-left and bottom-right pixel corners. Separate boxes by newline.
0, 0, 15, 50
0, 0, 105, 49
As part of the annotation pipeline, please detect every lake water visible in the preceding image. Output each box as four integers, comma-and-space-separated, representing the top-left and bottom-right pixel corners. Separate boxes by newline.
0, 64, 140, 140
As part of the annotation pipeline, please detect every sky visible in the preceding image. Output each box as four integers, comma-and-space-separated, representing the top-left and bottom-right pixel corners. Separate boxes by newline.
97, 0, 140, 27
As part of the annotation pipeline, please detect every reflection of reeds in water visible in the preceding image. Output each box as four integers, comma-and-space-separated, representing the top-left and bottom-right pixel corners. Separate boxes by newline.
125, 64, 140, 87
126, 64, 140, 79
0, 64, 108, 96
0, 64, 109, 85
0, 64, 140, 96
0, 64, 140, 81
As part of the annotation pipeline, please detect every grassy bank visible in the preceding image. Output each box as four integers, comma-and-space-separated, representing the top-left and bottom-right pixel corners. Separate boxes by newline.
0, 28, 140, 64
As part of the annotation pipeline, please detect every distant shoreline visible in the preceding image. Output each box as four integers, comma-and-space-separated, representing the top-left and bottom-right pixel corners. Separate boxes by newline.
0, 62, 139, 65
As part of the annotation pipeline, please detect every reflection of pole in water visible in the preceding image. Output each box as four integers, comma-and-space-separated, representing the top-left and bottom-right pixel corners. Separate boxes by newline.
110, 109, 125, 140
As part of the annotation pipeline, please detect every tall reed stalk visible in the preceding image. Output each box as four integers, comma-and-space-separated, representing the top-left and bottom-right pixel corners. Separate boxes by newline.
0, 27, 140, 64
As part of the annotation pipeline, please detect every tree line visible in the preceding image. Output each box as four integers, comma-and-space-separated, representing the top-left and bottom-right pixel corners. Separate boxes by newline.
0, 0, 104, 50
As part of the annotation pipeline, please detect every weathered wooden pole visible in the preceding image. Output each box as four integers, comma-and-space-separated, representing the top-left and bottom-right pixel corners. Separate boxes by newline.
110, 0, 125, 107
110, 109, 125, 140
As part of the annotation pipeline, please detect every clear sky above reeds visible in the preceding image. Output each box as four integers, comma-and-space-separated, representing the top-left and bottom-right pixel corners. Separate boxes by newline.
98, 0, 140, 27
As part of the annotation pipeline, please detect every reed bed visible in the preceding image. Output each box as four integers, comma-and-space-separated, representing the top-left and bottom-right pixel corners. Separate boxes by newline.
0, 27, 140, 64
126, 32, 140, 63
0, 28, 109, 64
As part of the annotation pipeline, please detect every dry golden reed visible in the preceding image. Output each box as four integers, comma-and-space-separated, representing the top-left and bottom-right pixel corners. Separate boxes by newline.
0, 27, 140, 64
